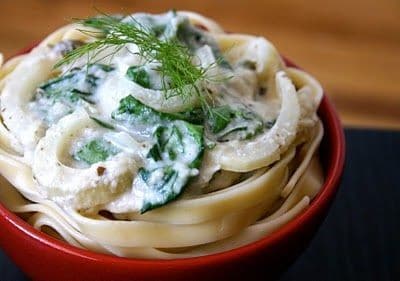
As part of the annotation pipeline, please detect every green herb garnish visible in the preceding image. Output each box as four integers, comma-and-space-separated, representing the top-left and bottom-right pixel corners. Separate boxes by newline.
54, 12, 216, 111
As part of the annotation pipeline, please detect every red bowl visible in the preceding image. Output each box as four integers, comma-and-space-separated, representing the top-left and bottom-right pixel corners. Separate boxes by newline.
0, 52, 345, 281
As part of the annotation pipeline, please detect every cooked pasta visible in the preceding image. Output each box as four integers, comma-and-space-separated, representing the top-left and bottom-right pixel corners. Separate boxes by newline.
0, 10, 324, 258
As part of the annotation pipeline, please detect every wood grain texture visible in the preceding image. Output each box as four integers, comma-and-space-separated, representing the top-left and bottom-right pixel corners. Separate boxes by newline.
0, 0, 399, 129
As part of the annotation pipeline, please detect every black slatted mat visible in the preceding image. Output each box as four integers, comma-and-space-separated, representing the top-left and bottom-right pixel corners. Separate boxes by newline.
1, 129, 399, 281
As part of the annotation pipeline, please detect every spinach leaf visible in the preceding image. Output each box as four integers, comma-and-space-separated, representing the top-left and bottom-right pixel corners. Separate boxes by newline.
176, 21, 231, 69
207, 106, 235, 134
112, 95, 204, 213
207, 105, 264, 142
139, 121, 204, 213
138, 166, 179, 212
112, 95, 204, 127
37, 64, 113, 104
169, 108, 204, 125
126, 65, 151, 89
148, 122, 203, 162
32, 64, 113, 124
74, 138, 120, 165
185, 122, 205, 168
111, 95, 170, 127
147, 125, 184, 161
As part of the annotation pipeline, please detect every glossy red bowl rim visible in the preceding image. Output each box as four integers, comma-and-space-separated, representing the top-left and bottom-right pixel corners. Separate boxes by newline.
0, 50, 346, 269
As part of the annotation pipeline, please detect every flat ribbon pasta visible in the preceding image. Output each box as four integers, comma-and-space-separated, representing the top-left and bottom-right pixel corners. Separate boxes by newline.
0, 10, 325, 259
211, 71, 300, 172
33, 109, 138, 209
0, 46, 58, 156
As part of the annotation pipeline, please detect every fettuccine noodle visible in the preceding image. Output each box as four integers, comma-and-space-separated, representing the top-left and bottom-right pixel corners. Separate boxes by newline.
0, 11, 324, 258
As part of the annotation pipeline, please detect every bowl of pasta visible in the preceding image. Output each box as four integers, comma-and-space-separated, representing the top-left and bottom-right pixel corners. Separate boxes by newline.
0, 10, 345, 281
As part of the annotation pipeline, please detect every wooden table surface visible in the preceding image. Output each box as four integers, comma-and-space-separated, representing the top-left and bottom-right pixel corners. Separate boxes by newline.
0, 0, 399, 129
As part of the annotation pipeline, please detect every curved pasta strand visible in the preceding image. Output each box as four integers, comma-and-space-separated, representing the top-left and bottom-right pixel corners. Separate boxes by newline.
179, 11, 224, 33
267, 156, 323, 222
287, 67, 323, 108
212, 71, 300, 172
123, 149, 294, 224
0, 11, 325, 260
33, 109, 138, 209
215, 34, 283, 89
0, 150, 40, 203
281, 121, 323, 197
39, 24, 82, 47
70, 200, 268, 248
93, 195, 310, 259
0, 46, 59, 156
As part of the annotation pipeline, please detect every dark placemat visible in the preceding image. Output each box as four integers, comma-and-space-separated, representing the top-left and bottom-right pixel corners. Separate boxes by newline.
1, 129, 399, 281
280, 128, 400, 281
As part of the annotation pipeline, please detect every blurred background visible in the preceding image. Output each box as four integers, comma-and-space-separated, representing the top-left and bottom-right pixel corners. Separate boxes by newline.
0, 0, 399, 129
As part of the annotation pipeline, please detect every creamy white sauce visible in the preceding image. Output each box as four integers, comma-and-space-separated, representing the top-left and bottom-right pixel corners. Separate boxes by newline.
1, 12, 283, 213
